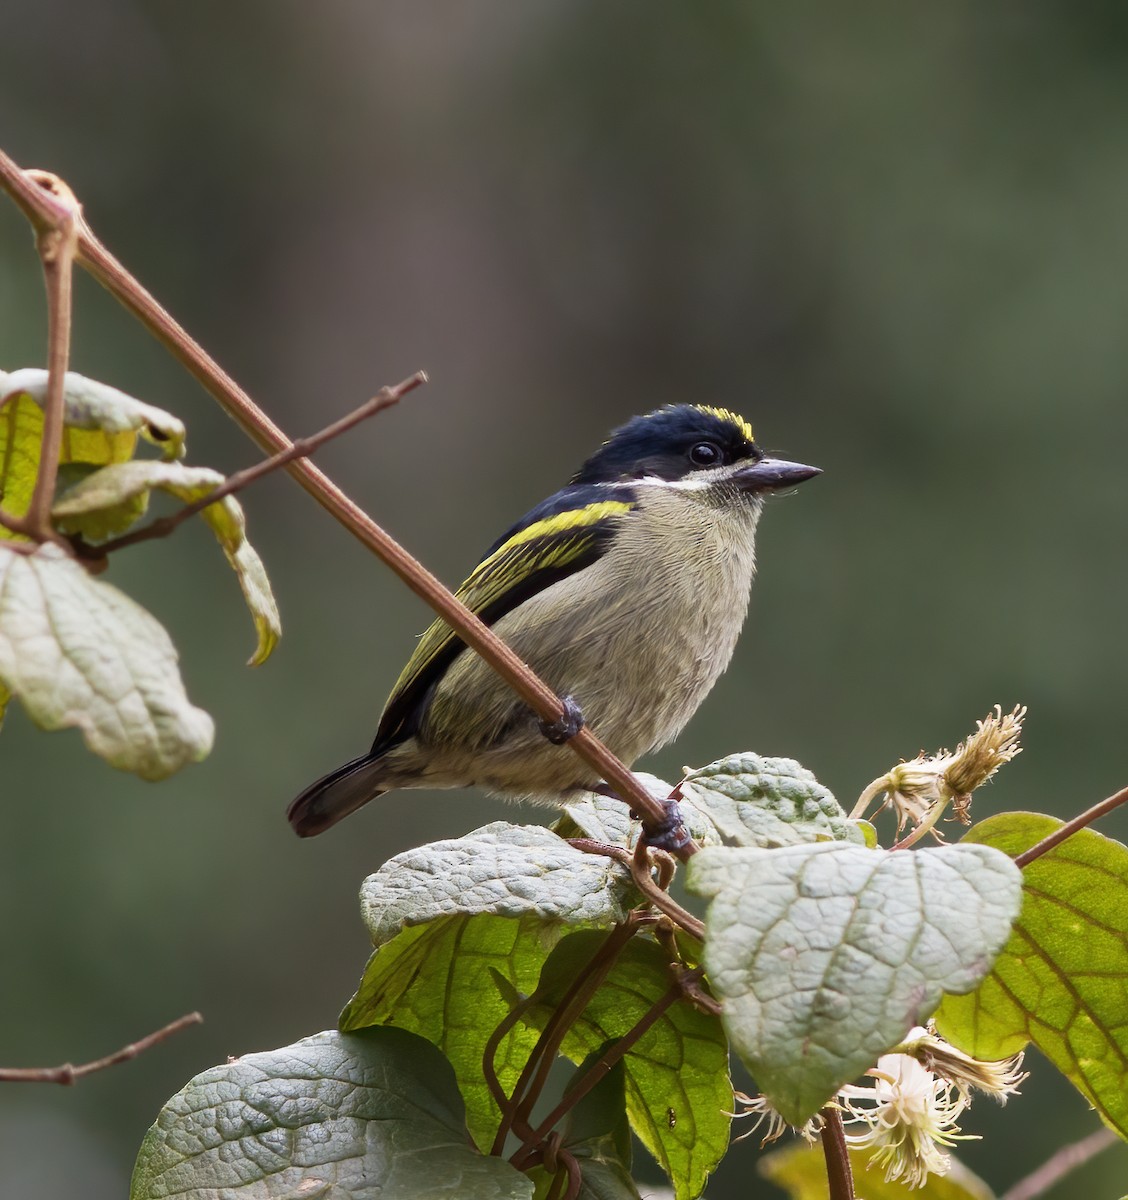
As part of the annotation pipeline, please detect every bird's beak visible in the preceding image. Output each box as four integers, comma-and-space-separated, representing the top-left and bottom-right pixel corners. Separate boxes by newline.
733, 457, 822, 493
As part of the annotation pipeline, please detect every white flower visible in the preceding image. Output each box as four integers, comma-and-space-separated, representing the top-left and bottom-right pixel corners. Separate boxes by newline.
839, 1052, 976, 1189
730, 1091, 822, 1147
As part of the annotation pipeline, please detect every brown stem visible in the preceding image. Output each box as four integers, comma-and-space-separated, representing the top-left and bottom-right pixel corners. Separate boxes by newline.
630, 838, 706, 941
0, 170, 79, 546
483, 994, 540, 1149
511, 979, 683, 1167
672, 964, 723, 1016
999, 1127, 1118, 1200
0, 147, 691, 853
77, 372, 427, 560
1014, 785, 1128, 868
0, 1011, 202, 1084
820, 1107, 856, 1200
491, 918, 643, 1156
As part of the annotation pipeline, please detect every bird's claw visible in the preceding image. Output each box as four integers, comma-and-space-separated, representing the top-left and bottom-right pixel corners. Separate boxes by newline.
640, 799, 692, 853
539, 694, 585, 745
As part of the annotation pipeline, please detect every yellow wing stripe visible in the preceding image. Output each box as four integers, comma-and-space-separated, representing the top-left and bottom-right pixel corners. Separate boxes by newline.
467, 500, 634, 581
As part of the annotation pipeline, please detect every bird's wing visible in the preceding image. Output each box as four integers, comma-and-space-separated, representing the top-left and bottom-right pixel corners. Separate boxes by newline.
371, 485, 637, 753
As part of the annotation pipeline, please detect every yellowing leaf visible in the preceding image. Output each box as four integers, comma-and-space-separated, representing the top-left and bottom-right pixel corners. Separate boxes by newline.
53, 461, 281, 665
760, 1141, 995, 1200
0, 543, 213, 779
0, 369, 186, 542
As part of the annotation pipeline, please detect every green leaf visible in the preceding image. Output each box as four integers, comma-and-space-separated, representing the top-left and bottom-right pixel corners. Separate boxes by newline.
680, 753, 867, 848
358, 822, 636, 945
53, 460, 281, 665
686, 842, 1022, 1125
0, 369, 185, 539
130, 1026, 533, 1200
935, 812, 1128, 1139
0, 544, 213, 779
341, 914, 574, 1153
759, 1141, 995, 1199
524, 932, 730, 1200
342, 826, 635, 1151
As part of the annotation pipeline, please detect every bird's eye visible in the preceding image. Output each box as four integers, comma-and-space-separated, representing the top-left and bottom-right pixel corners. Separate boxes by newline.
688, 441, 722, 467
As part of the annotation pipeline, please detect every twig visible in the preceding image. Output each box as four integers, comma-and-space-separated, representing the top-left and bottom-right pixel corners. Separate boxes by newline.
77, 372, 427, 560
0, 148, 692, 854
630, 838, 706, 941
491, 918, 644, 1156
0, 1011, 202, 1084
0, 171, 79, 547
482, 994, 541, 1148
999, 1126, 1118, 1200
820, 1107, 856, 1200
1014, 784, 1128, 868
672, 964, 722, 1016
511, 979, 684, 1167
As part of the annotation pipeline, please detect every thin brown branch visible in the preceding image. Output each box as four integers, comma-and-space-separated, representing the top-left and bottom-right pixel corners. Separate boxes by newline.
0, 1011, 202, 1084
78, 372, 427, 560
999, 1126, 1118, 1200
25, 174, 78, 541
820, 1107, 856, 1200
0, 147, 692, 854
631, 838, 706, 941
492, 918, 644, 1156
672, 964, 722, 1016
483, 993, 541, 1151
512, 979, 683, 1165
1014, 784, 1128, 868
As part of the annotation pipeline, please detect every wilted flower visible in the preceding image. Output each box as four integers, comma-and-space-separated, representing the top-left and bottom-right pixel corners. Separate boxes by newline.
896, 1025, 1027, 1101
851, 705, 1025, 845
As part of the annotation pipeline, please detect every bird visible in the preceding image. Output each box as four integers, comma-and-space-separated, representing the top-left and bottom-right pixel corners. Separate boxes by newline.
288, 404, 819, 837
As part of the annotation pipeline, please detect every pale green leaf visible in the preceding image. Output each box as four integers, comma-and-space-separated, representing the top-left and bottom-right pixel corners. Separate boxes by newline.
53, 460, 281, 665
680, 753, 866, 848
759, 1141, 995, 1199
686, 841, 1022, 1125
524, 933, 730, 1200
130, 1026, 532, 1200
0, 543, 213, 779
935, 812, 1128, 1139
358, 822, 636, 946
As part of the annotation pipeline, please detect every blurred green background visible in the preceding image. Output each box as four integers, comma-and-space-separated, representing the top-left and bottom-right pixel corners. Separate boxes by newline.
2, 2, 1127, 1196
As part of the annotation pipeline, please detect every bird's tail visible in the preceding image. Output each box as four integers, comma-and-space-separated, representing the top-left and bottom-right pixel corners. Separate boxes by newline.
287, 754, 388, 837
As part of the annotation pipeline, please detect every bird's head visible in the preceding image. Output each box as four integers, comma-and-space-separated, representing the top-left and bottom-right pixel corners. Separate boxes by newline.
572, 404, 820, 498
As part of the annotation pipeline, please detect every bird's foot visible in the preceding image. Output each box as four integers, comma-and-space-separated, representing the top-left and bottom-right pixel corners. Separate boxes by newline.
639, 799, 692, 854
539, 694, 585, 745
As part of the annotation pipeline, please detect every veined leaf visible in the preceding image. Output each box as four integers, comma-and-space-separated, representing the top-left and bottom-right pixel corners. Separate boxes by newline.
935, 812, 1128, 1140
686, 841, 1022, 1125
130, 1027, 532, 1200
0, 543, 213, 779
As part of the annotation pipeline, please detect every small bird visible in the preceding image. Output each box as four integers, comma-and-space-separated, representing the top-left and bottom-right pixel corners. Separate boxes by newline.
288, 404, 819, 837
